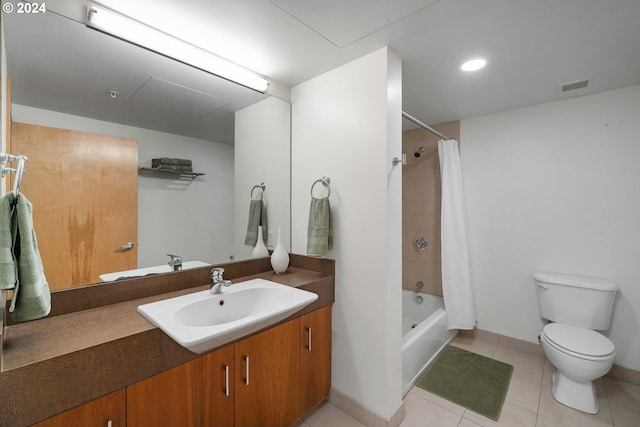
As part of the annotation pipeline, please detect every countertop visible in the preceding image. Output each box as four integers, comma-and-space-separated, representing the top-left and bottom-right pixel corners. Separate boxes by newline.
0, 255, 334, 427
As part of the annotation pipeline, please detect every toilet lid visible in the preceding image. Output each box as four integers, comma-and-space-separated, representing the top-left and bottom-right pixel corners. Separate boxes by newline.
543, 323, 615, 357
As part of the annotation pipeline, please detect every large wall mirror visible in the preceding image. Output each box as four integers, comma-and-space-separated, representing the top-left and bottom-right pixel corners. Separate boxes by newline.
2, 2, 291, 290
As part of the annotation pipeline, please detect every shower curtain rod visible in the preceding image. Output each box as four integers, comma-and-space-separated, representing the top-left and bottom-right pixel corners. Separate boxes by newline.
402, 111, 450, 140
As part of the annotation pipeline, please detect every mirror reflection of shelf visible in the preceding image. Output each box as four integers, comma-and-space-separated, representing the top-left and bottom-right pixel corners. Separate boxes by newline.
138, 167, 205, 180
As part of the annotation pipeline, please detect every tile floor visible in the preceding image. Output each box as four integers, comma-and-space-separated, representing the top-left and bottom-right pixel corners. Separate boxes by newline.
297, 335, 640, 427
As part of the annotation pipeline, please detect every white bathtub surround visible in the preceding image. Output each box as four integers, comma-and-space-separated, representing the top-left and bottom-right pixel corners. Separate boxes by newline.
401, 291, 457, 396
438, 139, 476, 330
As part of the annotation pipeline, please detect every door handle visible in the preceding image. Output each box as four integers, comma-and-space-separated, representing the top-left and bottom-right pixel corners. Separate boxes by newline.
117, 242, 134, 250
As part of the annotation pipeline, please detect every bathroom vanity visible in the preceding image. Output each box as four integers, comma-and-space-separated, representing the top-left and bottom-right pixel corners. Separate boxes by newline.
0, 255, 334, 427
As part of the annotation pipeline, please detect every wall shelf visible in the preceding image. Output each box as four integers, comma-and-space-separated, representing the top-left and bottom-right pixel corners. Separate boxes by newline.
138, 167, 205, 180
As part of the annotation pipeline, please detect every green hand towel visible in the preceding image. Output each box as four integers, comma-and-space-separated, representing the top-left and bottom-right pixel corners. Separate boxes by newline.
9, 193, 51, 322
0, 193, 17, 291
153, 164, 193, 172
307, 197, 332, 257
244, 199, 268, 247
152, 158, 192, 167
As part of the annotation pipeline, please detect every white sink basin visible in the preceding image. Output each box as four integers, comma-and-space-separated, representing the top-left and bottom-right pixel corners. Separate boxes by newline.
99, 261, 210, 282
137, 278, 318, 354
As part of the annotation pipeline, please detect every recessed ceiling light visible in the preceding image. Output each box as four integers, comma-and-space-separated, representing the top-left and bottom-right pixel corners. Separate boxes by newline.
460, 58, 487, 72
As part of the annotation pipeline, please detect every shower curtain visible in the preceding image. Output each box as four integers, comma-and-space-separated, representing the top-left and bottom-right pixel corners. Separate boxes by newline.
438, 139, 476, 330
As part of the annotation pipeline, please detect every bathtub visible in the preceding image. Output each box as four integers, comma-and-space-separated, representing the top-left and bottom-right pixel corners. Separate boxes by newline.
402, 290, 457, 396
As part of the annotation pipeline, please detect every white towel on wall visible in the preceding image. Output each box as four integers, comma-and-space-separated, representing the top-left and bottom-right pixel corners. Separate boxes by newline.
438, 139, 476, 330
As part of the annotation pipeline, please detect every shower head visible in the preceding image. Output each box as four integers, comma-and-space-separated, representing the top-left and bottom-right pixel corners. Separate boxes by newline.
414, 146, 425, 158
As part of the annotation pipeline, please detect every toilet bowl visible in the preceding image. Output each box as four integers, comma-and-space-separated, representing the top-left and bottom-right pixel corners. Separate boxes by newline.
534, 271, 617, 414
540, 323, 615, 414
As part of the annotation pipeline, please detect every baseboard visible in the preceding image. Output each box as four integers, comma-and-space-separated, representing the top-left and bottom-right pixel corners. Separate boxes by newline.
457, 328, 543, 357
329, 387, 405, 427
608, 363, 640, 387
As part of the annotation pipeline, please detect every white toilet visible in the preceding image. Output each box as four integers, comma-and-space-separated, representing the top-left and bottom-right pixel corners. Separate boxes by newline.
534, 272, 617, 414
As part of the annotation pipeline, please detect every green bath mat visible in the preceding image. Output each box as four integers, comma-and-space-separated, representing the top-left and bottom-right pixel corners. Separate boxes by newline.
416, 345, 513, 421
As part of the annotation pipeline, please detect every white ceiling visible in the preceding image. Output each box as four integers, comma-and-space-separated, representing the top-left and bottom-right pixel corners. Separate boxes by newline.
4, 0, 640, 144
271, 0, 440, 47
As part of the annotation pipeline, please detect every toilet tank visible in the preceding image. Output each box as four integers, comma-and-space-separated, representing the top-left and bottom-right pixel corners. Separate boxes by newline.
534, 272, 617, 330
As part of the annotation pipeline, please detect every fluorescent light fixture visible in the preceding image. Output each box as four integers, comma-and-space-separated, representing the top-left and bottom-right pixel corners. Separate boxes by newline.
86, 2, 269, 93
460, 58, 487, 72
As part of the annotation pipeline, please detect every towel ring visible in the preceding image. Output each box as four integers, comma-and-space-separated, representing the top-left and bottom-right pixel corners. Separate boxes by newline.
13, 156, 27, 196
310, 176, 330, 198
251, 182, 266, 200
1, 153, 27, 195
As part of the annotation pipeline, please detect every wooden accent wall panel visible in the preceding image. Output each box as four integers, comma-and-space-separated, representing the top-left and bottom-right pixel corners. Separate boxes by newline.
10, 122, 138, 290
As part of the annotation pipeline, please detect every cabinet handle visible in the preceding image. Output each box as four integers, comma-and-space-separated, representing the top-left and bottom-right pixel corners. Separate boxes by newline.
223, 363, 230, 396
243, 355, 250, 385
106, 420, 112, 427
116, 242, 134, 250
305, 326, 312, 351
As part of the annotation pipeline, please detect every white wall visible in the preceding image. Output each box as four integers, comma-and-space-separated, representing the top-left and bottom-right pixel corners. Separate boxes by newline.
291, 47, 403, 419
11, 104, 234, 268
461, 84, 640, 371
137, 134, 233, 267
234, 96, 291, 258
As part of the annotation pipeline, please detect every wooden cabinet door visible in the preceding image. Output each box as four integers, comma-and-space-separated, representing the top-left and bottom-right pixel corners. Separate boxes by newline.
31, 389, 126, 427
235, 319, 301, 427
11, 122, 138, 290
202, 345, 235, 427
127, 360, 199, 427
300, 305, 332, 414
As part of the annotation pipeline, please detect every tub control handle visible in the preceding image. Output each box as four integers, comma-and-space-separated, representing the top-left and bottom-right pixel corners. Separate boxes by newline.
413, 237, 428, 252
223, 363, 230, 396
537, 283, 548, 289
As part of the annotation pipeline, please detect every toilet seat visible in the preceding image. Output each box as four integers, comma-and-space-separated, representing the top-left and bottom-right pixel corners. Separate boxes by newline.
542, 323, 615, 359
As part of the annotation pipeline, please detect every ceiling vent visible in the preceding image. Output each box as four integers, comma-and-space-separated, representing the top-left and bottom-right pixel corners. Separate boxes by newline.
559, 79, 590, 93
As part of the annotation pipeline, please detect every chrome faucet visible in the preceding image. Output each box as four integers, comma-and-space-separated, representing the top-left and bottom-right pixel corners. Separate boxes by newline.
167, 254, 183, 271
210, 267, 232, 294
